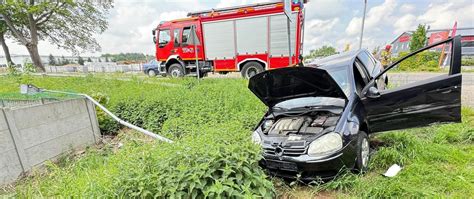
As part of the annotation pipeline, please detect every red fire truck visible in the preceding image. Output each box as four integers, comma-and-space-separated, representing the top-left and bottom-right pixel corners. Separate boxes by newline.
152, 1, 306, 78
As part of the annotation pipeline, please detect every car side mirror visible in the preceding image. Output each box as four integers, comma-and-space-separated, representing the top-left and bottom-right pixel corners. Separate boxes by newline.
366, 86, 380, 98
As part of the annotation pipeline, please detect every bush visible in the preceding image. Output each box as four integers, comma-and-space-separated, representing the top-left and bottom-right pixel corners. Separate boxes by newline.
114, 126, 274, 198
462, 58, 474, 66
7, 77, 273, 198
393, 51, 441, 72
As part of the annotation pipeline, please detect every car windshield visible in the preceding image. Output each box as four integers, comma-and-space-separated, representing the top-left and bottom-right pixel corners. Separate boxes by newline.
274, 97, 345, 110
325, 66, 350, 96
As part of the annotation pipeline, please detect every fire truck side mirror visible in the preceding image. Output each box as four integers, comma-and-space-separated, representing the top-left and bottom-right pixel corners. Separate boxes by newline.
152, 30, 156, 44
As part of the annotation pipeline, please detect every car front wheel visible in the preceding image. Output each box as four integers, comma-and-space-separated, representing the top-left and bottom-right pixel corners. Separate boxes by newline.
355, 131, 370, 173
147, 69, 156, 77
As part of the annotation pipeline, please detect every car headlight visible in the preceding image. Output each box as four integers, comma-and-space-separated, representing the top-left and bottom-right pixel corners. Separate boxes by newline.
263, 120, 273, 130
307, 132, 343, 158
251, 131, 262, 145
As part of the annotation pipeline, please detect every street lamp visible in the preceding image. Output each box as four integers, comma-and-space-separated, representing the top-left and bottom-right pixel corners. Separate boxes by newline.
359, 0, 367, 49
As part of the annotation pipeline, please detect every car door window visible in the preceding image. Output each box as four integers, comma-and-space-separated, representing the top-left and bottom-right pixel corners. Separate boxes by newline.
353, 60, 369, 94
360, 36, 462, 133
357, 52, 376, 77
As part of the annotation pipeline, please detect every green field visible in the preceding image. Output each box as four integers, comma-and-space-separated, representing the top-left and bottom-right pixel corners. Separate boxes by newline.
1, 75, 473, 198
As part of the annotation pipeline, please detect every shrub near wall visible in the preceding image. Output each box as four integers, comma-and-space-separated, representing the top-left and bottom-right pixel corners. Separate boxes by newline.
394, 51, 441, 72
9, 77, 275, 198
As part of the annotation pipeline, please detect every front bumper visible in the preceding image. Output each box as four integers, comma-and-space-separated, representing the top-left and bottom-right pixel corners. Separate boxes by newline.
259, 142, 357, 181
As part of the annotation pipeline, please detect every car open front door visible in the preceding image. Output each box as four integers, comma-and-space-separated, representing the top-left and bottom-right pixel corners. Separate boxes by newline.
361, 36, 462, 133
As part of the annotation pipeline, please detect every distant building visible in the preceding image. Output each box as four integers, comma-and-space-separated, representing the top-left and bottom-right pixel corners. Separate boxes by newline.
389, 27, 474, 57
390, 32, 412, 57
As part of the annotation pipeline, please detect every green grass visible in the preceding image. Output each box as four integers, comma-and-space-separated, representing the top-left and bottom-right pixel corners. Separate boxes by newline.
1, 74, 473, 198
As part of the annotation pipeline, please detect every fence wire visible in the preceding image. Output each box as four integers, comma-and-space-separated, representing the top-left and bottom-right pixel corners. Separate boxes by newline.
0, 92, 81, 109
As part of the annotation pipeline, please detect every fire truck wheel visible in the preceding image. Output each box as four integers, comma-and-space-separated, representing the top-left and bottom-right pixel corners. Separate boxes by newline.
168, 63, 185, 78
241, 61, 264, 79
198, 71, 208, 78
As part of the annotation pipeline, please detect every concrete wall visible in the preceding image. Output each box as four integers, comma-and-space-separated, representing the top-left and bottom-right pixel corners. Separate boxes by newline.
388, 72, 474, 107
0, 98, 100, 185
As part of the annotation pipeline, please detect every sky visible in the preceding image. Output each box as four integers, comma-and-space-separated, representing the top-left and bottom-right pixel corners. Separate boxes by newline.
2, 0, 474, 57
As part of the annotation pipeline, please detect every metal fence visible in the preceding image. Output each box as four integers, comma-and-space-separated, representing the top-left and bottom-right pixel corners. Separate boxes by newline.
0, 98, 62, 109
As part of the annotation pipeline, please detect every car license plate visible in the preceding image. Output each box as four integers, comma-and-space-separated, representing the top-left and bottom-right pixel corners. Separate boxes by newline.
266, 160, 298, 171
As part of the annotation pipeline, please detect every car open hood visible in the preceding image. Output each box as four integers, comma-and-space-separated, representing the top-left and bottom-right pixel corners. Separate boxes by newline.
248, 67, 347, 107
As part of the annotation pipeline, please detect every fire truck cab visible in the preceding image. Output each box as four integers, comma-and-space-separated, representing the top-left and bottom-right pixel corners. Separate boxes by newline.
152, 1, 306, 78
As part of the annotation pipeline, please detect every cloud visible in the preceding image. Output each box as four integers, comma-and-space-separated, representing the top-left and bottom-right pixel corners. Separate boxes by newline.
345, 17, 362, 36
345, 0, 398, 36
400, 4, 415, 13
304, 0, 348, 20
418, 1, 474, 29
393, 14, 417, 34
216, 0, 276, 9
303, 18, 340, 52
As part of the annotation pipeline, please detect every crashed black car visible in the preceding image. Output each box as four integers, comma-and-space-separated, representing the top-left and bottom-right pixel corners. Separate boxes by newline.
248, 36, 462, 180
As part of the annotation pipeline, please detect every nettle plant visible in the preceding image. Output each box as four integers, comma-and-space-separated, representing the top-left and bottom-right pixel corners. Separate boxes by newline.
105, 79, 274, 197
114, 126, 274, 198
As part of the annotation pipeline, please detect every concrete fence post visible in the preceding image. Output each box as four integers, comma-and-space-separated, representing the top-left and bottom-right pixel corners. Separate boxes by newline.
84, 98, 101, 143
3, 109, 30, 171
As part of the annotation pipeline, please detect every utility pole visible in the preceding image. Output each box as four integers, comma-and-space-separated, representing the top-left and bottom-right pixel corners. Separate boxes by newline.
287, 17, 292, 65
359, 0, 367, 49
192, 25, 200, 79
284, 0, 292, 66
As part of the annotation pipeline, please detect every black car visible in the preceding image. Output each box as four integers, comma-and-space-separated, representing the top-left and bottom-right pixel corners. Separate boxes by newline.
248, 36, 462, 181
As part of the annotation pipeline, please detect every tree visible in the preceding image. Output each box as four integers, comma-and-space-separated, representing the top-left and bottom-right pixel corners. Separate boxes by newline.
410, 24, 427, 52
60, 56, 69, 66
101, 53, 151, 62
48, 54, 56, 65
77, 56, 84, 65
0, 21, 14, 66
0, 1, 112, 72
305, 45, 338, 60
87, 57, 92, 62
105, 56, 109, 62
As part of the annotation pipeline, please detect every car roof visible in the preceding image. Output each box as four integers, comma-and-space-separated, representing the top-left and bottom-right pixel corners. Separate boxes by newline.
307, 49, 366, 69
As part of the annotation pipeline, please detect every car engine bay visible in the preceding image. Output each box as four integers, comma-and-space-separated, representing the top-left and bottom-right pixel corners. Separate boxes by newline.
262, 112, 340, 137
